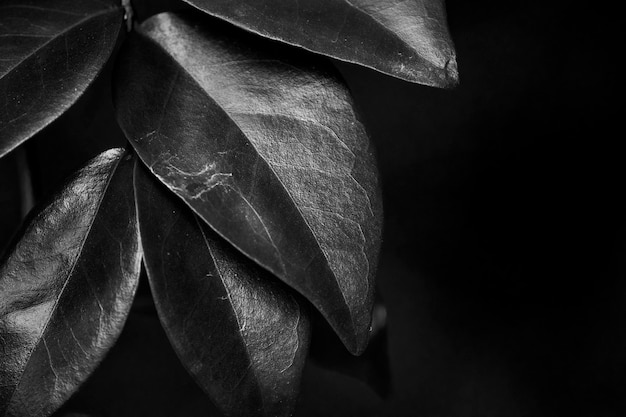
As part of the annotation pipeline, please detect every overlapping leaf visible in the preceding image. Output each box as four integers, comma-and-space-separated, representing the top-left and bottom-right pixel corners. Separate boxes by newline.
0, 149, 141, 417
0, 0, 123, 159
182, 0, 458, 87
114, 12, 383, 355
134, 162, 310, 417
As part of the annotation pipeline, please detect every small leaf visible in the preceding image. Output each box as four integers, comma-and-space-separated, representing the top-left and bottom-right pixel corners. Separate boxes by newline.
114, 13, 383, 354
134, 162, 310, 417
181, 0, 457, 87
0, 0, 123, 159
0, 149, 141, 417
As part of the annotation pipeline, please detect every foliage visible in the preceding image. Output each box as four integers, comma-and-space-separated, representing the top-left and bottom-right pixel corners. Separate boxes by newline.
0, 1, 457, 416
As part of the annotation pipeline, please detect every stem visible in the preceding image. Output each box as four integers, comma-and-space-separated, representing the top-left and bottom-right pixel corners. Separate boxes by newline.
122, 0, 134, 32
15, 146, 34, 219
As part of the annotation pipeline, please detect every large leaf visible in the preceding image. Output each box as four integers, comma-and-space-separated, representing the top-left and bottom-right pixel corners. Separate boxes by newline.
114, 13, 383, 355
134, 162, 310, 417
0, 0, 123, 159
181, 0, 458, 87
0, 149, 141, 417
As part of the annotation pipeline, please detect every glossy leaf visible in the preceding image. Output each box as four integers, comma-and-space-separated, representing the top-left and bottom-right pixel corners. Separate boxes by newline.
0, 149, 141, 417
134, 162, 310, 417
181, 0, 457, 87
0, 0, 123, 159
114, 13, 383, 355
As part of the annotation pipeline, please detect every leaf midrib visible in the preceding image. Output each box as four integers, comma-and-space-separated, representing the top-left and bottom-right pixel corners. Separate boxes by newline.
4, 154, 122, 415
181, 0, 451, 82
0, 4, 118, 79
139, 26, 359, 349
195, 216, 269, 412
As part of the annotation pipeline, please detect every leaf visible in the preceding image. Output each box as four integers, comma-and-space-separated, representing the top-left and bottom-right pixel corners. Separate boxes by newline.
0, 0, 123, 159
134, 162, 310, 417
181, 0, 457, 87
0, 149, 142, 417
114, 12, 383, 355
50, 313, 220, 417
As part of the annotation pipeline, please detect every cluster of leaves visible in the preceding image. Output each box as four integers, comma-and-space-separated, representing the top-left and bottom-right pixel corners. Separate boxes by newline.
0, 1, 457, 416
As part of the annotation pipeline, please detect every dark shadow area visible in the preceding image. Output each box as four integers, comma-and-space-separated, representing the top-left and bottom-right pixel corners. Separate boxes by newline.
335, 1, 624, 416
2, 1, 623, 416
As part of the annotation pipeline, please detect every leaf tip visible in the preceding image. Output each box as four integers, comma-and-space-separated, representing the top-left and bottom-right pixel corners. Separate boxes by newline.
393, 52, 459, 88
442, 54, 460, 88
343, 325, 371, 357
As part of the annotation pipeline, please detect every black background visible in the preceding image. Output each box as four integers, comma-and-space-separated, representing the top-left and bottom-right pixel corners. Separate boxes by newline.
1, 1, 624, 416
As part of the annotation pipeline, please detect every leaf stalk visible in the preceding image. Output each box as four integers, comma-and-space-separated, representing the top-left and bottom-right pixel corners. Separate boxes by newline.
122, 0, 134, 31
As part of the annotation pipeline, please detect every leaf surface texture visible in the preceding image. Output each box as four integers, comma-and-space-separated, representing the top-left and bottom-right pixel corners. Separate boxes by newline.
182, 0, 458, 86
0, 149, 141, 417
115, 13, 383, 354
134, 163, 310, 417
0, 0, 123, 158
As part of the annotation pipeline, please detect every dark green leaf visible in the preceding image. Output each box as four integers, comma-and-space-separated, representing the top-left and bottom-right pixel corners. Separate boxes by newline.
134, 162, 310, 417
0, 0, 123, 159
114, 13, 383, 355
0, 149, 141, 417
181, 0, 457, 87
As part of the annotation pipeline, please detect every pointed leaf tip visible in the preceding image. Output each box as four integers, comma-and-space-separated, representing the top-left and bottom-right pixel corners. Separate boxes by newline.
0, 149, 141, 416
135, 163, 311, 417
181, 0, 458, 86
115, 12, 383, 355
0, 0, 123, 159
